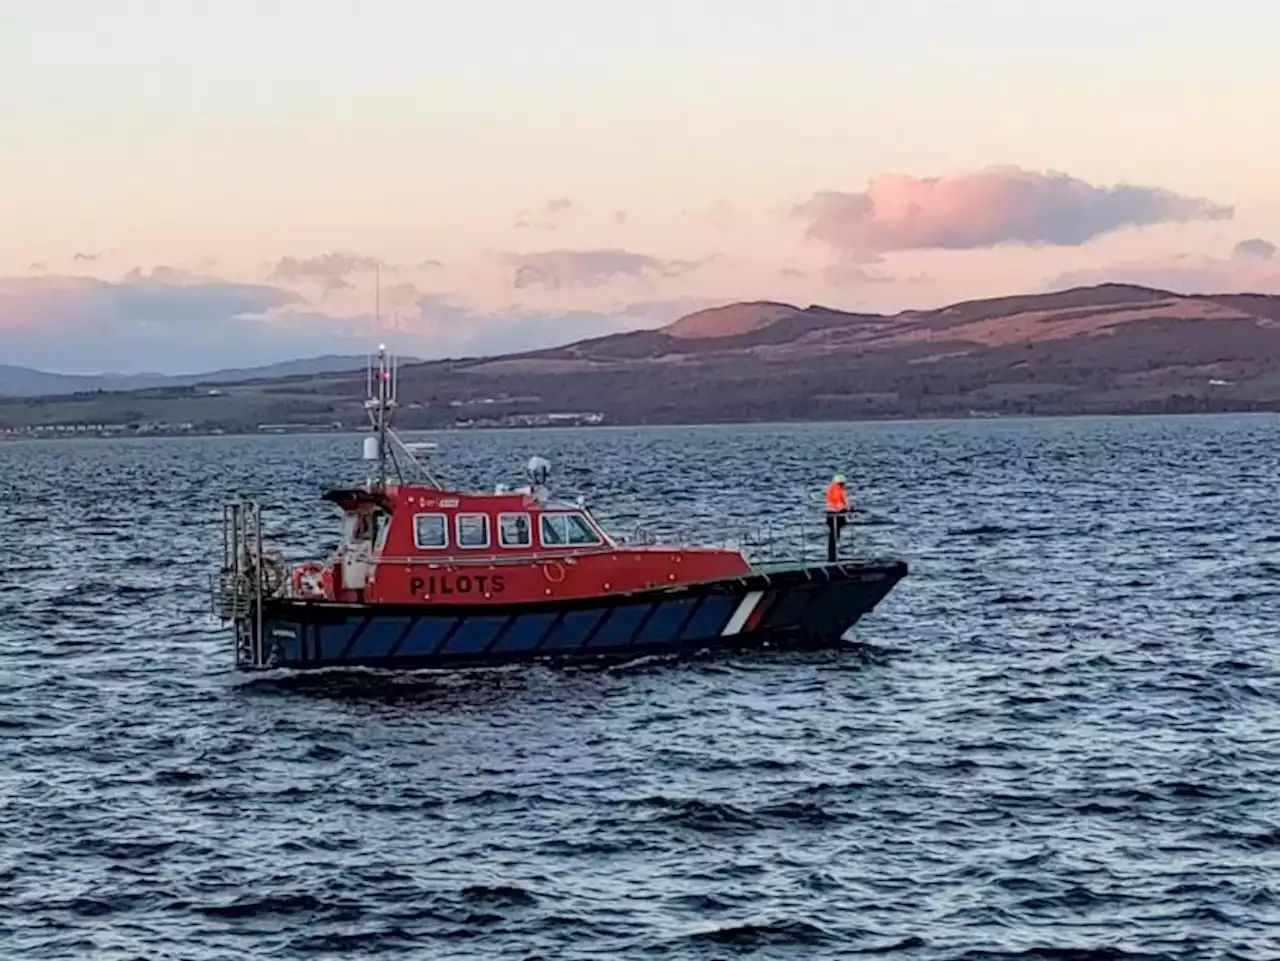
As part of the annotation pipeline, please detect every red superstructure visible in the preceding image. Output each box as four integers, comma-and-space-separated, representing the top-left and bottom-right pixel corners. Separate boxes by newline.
282, 348, 754, 607
286, 347, 752, 606
302, 482, 752, 606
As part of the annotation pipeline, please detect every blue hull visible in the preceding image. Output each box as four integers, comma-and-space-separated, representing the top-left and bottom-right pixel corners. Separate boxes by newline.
241, 560, 907, 671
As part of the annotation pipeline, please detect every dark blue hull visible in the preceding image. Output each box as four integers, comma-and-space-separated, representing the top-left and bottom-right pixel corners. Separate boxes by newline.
241, 560, 907, 671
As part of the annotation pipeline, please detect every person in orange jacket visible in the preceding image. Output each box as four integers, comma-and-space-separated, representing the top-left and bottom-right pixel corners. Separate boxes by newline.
825, 473, 851, 561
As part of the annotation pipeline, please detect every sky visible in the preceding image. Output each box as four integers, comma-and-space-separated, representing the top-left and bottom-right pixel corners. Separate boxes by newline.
3, 0, 1279, 374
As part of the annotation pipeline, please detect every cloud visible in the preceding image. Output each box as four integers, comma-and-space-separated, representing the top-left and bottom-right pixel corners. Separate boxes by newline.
705, 200, 734, 228
820, 261, 896, 287
613, 210, 628, 226
507, 248, 703, 289
1233, 238, 1276, 261
407, 295, 691, 359
72, 252, 100, 262
273, 252, 383, 291
679, 200, 734, 228
793, 166, 1233, 259
1051, 248, 1280, 296
0, 275, 302, 372
515, 198, 578, 230
0, 272, 687, 373
28, 262, 45, 271
123, 264, 219, 285
380, 282, 423, 310
416, 259, 445, 271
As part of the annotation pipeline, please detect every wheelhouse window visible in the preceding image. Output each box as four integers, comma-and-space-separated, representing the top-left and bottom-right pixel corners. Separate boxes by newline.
499, 512, 531, 548
456, 513, 491, 549
413, 513, 447, 549
540, 512, 601, 547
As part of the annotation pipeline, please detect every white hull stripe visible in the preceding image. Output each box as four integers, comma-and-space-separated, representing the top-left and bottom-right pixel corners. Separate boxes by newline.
721, 590, 764, 636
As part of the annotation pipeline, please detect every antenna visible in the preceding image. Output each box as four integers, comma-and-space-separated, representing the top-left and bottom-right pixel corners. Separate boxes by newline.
359, 259, 442, 491
364, 344, 397, 491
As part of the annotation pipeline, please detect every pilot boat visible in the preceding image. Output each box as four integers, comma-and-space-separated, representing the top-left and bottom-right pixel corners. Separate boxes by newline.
213, 347, 907, 671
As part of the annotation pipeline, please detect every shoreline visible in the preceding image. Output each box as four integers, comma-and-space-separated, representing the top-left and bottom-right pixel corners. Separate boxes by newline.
2, 408, 1277, 443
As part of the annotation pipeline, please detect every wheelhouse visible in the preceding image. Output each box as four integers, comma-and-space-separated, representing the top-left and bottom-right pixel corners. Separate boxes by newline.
309, 433, 751, 607
314, 480, 753, 606
381, 488, 613, 560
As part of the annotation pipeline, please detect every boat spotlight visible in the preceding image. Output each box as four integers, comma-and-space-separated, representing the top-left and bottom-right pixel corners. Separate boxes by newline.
526, 455, 551, 487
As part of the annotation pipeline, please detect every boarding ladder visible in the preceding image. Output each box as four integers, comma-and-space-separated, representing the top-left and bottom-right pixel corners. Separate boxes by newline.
212, 501, 270, 669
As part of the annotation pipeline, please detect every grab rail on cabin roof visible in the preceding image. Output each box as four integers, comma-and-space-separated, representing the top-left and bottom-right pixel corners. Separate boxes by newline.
349, 515, 831, 568
612, 515, 826, 563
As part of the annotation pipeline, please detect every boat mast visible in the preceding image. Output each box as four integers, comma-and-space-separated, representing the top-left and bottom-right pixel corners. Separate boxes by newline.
364, 344, 398, 491
364, 263, 398, 492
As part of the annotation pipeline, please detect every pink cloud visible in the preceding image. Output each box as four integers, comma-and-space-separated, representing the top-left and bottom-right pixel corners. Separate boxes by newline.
0, 274, 298, 371
273, 252, 384, 291
793, 166, 1233, 259
820, 261, 895, 287
507, 248, 702, 289
123, 265, 219, 285
1234, 238, 1276, 261
515, 198, 578, 230
380, 282, 423, 310
1051, 245, 1280, 295
0, 272, 653, 371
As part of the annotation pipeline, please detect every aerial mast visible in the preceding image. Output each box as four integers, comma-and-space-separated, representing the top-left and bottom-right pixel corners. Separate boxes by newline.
363, 263, 398, 491
364, 344, 398, 490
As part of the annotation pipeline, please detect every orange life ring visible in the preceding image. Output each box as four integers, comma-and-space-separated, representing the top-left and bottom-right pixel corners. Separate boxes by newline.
543, 560, 566, 583
291, 561, 330, 599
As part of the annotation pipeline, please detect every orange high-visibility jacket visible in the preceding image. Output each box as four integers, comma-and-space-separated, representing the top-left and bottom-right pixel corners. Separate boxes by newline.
825, 481, 849, 512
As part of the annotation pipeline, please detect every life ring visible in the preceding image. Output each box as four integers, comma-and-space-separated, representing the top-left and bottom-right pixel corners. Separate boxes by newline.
291, 561, 330, 599
543, 560, 566, 584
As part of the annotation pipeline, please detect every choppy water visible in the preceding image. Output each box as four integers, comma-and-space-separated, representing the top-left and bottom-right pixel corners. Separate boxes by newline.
2, 415, 1279, 959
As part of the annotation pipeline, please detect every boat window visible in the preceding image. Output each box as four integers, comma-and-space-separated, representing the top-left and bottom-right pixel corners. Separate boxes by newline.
499, 512, 531, 548
456, 513, 491, 549
413, 513, 448, 549
540, 512, 602, 547
353, 512, 374, 541
374, 512, 391, 551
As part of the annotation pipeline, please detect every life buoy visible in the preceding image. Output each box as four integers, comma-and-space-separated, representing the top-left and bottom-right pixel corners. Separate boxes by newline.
291, 561, 330, 599
543, 560, 566, 584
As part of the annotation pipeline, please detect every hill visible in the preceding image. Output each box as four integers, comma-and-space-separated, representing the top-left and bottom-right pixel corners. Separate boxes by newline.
0, 355, 411, 398
4, 284, 1280, 432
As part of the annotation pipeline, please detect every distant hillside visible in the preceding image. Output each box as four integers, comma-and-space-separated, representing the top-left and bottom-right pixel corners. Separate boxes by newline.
0, 355, 413, 397
5, 284, 1280, 430
664, 301, 802, 339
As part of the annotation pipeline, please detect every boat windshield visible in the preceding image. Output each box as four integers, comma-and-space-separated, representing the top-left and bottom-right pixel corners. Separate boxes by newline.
540, 512, 600, 547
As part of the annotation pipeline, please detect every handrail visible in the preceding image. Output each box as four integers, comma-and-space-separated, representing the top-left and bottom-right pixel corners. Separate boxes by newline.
363, 541, 749, 569
274, 499, 874, 580
349, 519, 795, 570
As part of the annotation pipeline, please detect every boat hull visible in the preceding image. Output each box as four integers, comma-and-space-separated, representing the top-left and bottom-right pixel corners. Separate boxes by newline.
240, 559, 906, 671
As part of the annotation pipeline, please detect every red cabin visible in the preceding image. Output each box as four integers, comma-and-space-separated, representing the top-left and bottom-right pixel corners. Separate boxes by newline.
302, 482, 752, 607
